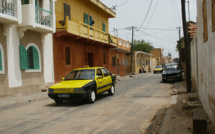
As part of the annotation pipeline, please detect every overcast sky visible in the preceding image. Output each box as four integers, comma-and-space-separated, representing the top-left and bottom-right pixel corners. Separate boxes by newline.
100, 0, 197, 58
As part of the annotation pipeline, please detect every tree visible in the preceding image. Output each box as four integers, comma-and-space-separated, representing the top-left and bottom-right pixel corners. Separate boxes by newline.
176, 37, 184, 52
131, 39, 154, 53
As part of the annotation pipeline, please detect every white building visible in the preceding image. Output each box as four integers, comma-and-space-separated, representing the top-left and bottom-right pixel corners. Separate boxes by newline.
191, 0, 215, 125
0, 0, 56, 97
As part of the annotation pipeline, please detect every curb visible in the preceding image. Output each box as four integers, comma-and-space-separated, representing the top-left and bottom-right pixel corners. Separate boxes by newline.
159, 108, 173, 134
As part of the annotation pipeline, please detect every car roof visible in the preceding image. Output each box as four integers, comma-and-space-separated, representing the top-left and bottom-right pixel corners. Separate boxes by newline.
165, 62, 178, 66
74, 67, 104, 70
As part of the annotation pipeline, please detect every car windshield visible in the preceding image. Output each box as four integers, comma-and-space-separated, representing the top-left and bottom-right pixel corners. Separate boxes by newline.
65, 69, 95, 80
155, 66, 162, 68
164, 64, 178, 71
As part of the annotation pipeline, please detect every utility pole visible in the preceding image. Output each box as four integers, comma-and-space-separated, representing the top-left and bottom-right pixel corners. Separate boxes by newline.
181, 0, 191, 92
131, 26, 134, 73
177, 27, 182, 67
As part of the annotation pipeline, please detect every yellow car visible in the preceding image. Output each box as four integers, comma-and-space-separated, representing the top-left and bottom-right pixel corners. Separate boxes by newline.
48, 66, 116, 104
154, 65, 163, 74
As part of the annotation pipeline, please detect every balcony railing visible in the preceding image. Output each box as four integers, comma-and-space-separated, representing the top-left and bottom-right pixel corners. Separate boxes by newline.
57, 16, 117, 47
35, 6, 52, 27
0, 0, 17, 17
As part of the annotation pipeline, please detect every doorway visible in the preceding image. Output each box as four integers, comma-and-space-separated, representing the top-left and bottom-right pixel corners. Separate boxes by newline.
88, 53, 93, 67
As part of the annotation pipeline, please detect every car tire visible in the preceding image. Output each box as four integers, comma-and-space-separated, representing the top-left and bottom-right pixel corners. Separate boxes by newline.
154, 71, 156, 74
55, 100, 63, 104
87, 90, 96, 104
108, 85, 115, 96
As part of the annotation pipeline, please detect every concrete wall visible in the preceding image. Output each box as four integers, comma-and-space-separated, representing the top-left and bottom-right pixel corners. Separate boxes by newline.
191, 0, 215, 125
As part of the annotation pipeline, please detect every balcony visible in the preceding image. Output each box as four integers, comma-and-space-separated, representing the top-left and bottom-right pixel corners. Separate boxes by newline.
20, 2, 54, 33
116, 38, 130, 52
0, 0, 20, 23
56, 16, 117, 47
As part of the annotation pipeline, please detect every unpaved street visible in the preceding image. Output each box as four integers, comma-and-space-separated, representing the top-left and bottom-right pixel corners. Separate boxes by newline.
0, 73, 174, 134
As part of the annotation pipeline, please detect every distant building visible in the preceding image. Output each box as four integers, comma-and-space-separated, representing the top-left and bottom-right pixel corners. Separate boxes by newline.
190, 0, 215, 125
124, 51, 153, 74
150, 48, 164, 66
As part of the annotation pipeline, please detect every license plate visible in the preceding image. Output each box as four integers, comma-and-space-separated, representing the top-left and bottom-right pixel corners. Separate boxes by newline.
58, 94, 69, 98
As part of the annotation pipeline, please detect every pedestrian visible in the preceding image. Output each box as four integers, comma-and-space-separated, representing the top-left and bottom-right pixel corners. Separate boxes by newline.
142, 64, 145, 72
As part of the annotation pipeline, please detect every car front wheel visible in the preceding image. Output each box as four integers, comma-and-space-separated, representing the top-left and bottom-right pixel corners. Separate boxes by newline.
108, 85, 115, 96
87, 90, 96, 104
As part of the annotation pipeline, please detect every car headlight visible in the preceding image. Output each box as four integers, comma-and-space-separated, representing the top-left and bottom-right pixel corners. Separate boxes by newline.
74, 88, 85, 93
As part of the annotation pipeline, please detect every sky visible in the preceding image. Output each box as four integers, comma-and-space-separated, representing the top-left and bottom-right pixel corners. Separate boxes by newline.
100, 0, 197, 59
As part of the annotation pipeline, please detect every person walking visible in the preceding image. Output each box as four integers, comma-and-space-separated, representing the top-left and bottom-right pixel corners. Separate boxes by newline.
142, 64, 145, 73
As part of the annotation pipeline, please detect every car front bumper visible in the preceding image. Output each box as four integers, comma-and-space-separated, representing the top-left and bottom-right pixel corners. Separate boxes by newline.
48, 92, 89, 101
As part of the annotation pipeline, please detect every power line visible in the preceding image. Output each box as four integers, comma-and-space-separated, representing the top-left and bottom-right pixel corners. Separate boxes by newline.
116, 0, 129, 7
138, 0, 154, 30
137, 30, 176, 43
144, 0, 160, 31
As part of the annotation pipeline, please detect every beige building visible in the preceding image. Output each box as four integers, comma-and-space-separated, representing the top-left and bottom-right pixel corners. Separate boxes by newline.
190, 0, 215, 125
150, 48, 164, 66
124, 51, 154, 74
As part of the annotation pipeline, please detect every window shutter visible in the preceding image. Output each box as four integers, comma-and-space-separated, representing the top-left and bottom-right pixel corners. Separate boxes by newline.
212, 0, 215, 31
19, 45, 28, 69
90, 16, 93, 26
0, 48, 2, 71
33, 47, 39, 69
102, 23, 106, 32
84, 13, 89, 25
203, 0, 208, 42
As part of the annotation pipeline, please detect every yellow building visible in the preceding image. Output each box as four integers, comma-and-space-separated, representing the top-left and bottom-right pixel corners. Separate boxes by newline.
53, 0, 130, 82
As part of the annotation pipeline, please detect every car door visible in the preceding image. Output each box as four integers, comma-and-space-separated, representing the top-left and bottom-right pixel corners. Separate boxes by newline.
96, 68, 106, 93
99, 68, 112, 93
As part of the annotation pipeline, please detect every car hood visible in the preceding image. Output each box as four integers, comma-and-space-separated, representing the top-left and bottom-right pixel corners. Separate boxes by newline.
50, 80, 94, 89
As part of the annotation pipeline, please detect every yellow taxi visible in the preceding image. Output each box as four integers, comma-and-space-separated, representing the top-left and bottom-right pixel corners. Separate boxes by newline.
153, 65, 163, 74
48, 66, 116, 104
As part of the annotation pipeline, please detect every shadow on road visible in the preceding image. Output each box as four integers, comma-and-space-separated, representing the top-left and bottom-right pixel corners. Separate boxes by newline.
45, 93, 110, 107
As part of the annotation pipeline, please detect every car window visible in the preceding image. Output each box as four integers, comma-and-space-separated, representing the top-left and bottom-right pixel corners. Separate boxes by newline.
101, 68, 109, 77
96, 69, 103, 77
65, 69, 95, 80
164, 64, 178, 70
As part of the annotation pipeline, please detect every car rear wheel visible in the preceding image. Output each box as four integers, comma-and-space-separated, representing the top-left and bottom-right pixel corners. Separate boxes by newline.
162, 79, 167, 83
108, 85, 115, 96
55, 100, 63, 104
87, 90, 96, 104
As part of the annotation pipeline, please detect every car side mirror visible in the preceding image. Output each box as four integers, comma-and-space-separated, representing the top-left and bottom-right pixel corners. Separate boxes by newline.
62, 77, 65, 81
97, 76, 103, 79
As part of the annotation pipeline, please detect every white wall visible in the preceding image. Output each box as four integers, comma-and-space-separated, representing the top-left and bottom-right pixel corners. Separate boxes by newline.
7, 25, 22, 88
42, 33, 54, 83
193, 0, 215, 125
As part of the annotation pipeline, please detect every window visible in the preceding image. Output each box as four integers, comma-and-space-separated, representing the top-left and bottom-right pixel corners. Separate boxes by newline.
203, 0, 208, 42
119, 40, 122, 45
27, 46, 39, 69
22, 0, 29, 4
103, 52, 106, 65
112, 57, 116, 66
65, 47, 71, 65
212, 0, 215, 31
137, 59, 139, 65
121, 59, 123, 66
20, 44, 41, 72
146, 60, 148, 65
101, 68, 109, 77
102, 23, 106, 32
96, 69, 102, 77
140, 59, 141, 66
0, 44, 5, 74
127, 42, 130, 47
64, 3, 71, 21
84, 13, 94, 26
123, 41, 125, 46
124, 59, 128, 66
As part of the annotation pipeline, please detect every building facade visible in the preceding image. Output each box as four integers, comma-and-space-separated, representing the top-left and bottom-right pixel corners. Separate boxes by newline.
125, 51, 153, 74
150, 48, 164, 66
190, 0, 215, 125
0, 0, 56, 97
54, 0, 130, 83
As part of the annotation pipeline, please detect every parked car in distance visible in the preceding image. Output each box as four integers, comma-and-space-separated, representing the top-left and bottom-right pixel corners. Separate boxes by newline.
48, 66, 116, 104
162, 63, 182, 82
154, 65, 163, 73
